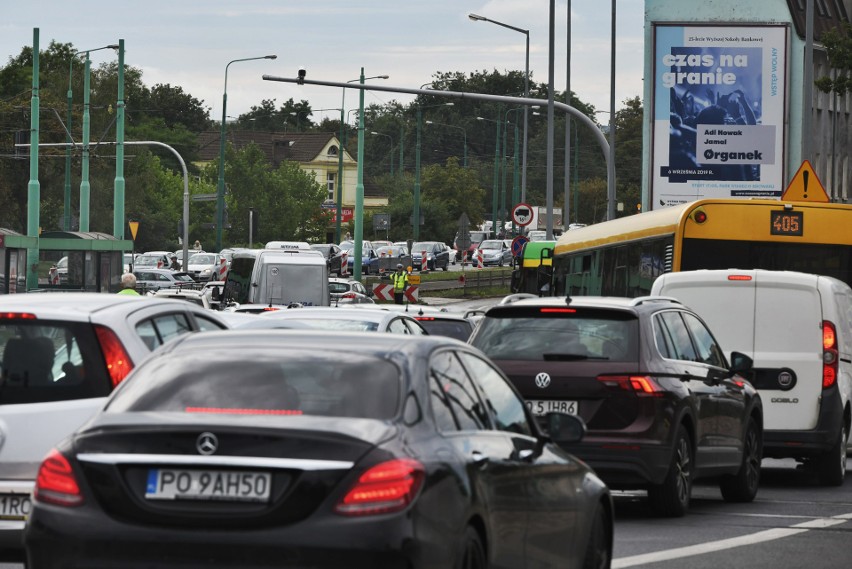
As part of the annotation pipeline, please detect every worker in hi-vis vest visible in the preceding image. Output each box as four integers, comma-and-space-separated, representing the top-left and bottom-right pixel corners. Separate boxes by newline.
390, 263, 409, 304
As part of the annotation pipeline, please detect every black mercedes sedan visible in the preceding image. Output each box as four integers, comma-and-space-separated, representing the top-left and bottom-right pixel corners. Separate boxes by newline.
25, 330, 612, 569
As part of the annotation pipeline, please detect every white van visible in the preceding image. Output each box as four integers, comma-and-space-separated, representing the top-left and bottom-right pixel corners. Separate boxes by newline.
223, 245, 329, 308
651, 269, 852, 485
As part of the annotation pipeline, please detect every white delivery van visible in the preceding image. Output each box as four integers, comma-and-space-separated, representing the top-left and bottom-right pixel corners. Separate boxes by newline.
651, 269, 852, 485
223, 245, 329, 308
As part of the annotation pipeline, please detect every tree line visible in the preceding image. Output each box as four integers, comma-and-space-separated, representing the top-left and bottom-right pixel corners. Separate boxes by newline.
0, 40, 644, 253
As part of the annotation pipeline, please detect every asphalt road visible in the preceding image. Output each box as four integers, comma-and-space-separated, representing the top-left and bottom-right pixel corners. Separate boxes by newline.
611, 457, 852, 569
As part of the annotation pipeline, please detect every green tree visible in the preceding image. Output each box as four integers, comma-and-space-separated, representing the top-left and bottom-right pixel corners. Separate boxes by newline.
205, 143, 328, 247
814, 22, 851, 96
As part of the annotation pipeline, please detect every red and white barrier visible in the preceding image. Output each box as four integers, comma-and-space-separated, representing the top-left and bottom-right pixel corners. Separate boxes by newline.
476, 249, 484, 269
217, 257, 228, 280
341, 252, 349, 276
421, 251, 428, 272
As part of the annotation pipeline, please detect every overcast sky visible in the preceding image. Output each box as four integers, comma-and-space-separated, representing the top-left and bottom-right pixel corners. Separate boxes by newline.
2, 0, 644, 124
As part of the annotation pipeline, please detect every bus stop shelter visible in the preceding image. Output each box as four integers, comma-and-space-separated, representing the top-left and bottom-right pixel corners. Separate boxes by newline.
36, 231, 132, 293
0, 228, 37, 294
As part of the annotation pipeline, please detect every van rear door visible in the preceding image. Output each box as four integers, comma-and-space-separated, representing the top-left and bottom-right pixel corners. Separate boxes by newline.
753, 272, 823, 431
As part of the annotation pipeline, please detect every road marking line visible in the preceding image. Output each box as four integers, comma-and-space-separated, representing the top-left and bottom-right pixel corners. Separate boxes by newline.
613, 513, 852, 568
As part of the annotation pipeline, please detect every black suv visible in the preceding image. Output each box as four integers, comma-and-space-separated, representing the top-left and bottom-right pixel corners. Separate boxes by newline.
469, 295, 763, 517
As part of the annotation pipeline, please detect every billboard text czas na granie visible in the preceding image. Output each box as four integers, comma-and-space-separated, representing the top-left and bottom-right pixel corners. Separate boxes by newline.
651, 24, 788, 209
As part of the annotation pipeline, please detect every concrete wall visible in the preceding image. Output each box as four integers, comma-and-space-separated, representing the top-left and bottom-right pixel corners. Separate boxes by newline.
643, 0, 849, 204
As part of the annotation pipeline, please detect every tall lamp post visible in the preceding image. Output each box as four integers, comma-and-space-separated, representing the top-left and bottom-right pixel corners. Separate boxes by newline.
504, 107, 524, 234
65, 44, 118, 231
424, 120, 467, 168
216, 54, 277, 252
369, 131, 394, 175
414, 102, 454, 240
469, 12, 530, 203
337, 74, 388, 243
477, 114, 502, 238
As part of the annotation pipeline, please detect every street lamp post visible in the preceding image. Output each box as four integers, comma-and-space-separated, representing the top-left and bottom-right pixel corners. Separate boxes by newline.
369, 131, 394, 175
65, 44, 118, 231
337, 74, 388, 243
216, 54, 277, 252
469, 12, 530, 203
414, 102, 454, 240
424, 120, 467, 167
477, 114, 502, 238
503, 107, 524, 234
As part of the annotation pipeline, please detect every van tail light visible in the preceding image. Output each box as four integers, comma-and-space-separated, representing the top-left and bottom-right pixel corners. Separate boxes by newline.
34, 449, 83, 507
94, 325, 134, 388
597, 375, 664, 397
0, 312, 37, 320
823, 321, 838, 389
334, 458, 425, 516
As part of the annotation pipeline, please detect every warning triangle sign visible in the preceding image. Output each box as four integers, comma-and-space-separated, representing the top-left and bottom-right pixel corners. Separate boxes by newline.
781, 160, 829, 202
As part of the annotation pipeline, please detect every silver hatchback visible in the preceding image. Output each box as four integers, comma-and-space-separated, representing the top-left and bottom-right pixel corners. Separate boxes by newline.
0, 293, 233, 551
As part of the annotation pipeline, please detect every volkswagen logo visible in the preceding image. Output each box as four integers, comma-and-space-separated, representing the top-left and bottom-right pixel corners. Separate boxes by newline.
196, 432, 218, 455
535, 372, 551, 389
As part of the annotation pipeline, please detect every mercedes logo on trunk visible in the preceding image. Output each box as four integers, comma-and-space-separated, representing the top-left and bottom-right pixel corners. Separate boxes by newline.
196, 432, 218, 455
535, 372, 551, 389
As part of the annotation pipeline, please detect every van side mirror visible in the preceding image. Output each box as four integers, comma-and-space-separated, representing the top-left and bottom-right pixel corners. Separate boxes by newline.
729, 351, 753, 374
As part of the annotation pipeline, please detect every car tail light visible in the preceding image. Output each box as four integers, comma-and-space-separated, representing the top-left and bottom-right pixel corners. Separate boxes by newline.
823, 321, 838, 389
597, 375, 664, 397
34, 449, 83, 507
335, 458, 425, 516
540, 308, 577, 314
94, 325, 134, 388
342, 292, 357, 299
727, 274, 753, 281
262, 306, 281, 312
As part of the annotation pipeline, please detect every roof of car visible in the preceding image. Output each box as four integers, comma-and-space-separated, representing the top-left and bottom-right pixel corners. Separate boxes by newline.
0, 292, 195, 319
488, 295, 684, 314
163, 328, 465, 358
257, 306, 411, 323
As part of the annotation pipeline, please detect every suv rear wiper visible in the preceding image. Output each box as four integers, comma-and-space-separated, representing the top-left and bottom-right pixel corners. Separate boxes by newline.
542, 353, 610, 361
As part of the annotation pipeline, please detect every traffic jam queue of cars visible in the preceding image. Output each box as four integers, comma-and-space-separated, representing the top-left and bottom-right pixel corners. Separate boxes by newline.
0, 238, 614, 569
4, 232, 850, 568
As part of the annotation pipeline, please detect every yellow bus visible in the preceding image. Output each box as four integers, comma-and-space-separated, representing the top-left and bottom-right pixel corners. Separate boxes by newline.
551, 197, 852, 297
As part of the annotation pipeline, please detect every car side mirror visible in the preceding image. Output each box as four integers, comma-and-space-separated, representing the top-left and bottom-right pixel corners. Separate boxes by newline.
729, 351, 753, 374
541, 412, 586, 445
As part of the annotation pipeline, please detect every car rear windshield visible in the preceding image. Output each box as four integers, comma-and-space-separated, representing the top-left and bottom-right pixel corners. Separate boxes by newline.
0, 319, 112, 404
415, 318, 473, 342
105, 352, 400, 419
471, 306, 639, 362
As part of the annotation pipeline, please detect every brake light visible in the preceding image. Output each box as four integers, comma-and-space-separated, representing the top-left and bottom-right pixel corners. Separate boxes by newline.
94, 325, 134, 387
262, 306, 281, 312
34, 449, 83, 507
335, 458, 425, 516
342, 292, 357, 299
823, 321, 838, 389
598, 375, 664, 396
415, 316, 436, 321
0, 312, 37, 320
185, 407, 303, 415
540, 308, 577, 314
727, 275, 753, 281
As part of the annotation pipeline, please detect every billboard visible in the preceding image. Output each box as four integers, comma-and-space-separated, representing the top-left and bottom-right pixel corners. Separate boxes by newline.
651, 24, 789, 209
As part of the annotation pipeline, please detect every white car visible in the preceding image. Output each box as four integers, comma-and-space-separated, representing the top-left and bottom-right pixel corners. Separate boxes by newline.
185, 252, 226, 282
0, 293, 235, 552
